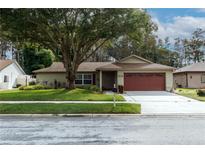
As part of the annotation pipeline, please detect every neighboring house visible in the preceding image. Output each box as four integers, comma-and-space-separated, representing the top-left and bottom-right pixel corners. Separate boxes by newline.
33, 55, 174, 91
174, 62, 205, 89
0, 60, 26, 89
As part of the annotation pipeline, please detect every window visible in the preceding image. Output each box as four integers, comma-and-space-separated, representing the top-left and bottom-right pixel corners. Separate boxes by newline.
3, 75, 9, 82
75, 74, 92, 85
84, 74, 92, 84
75, 74, 83, 84
201, 74, 205, 83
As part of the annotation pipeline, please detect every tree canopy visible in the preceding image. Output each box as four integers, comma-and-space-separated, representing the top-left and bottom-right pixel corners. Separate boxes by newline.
0, 8, 156, 89
21, 45, 54, 74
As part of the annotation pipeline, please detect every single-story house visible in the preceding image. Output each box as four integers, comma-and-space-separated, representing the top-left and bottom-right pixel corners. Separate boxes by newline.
0, 60, 26, 89
174, 62, 205, 89
33, 55, 174, 91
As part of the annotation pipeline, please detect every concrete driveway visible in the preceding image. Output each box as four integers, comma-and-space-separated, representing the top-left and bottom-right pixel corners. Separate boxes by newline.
123, 91, 205, 114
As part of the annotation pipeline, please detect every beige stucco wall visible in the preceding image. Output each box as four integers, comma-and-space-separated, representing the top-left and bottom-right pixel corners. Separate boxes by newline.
187, 72, 205, 88
165, 71, 173, 91
36, 73, 67, 87
117, 70, 173, 91
36, 72, 96, 88
174, 72, 205, 88
117, 71, 124, 86
173, 73, 187, 88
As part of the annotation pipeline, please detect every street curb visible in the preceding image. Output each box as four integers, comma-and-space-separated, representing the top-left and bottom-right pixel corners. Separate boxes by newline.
1, 113, 205, 117
0, 114, 140, 117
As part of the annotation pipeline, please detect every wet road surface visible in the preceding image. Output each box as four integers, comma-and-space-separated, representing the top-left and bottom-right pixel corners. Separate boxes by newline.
1, 115, 205, 145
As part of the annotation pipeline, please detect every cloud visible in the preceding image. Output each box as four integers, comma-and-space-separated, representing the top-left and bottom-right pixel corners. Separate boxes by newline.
152, 16, 205, 42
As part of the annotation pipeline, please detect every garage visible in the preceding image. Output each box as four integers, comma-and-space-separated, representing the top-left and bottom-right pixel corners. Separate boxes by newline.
124, 73, 165, 91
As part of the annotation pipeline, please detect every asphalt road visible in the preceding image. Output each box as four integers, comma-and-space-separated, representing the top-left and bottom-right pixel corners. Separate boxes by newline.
1, 115, 205, 145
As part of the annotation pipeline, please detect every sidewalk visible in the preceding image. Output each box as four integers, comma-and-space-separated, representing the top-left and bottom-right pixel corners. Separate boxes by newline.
0, 100, 128, 104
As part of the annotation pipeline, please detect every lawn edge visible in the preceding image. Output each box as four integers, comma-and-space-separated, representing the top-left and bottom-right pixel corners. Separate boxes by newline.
0, 103, 141, 114
174, 92, 205, 102
3, 113, 205, 117
0, 113, 141, 117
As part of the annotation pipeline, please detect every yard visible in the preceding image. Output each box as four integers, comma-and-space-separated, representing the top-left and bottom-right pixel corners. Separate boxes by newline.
0, 88, 124, 101
175, 88, 205, 102
0, 103, 141, 114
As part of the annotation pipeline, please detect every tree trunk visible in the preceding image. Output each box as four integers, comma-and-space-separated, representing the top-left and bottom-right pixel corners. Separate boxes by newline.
66, 71, 76, 90
62, 55, 79, 90
61, 43, 80, 90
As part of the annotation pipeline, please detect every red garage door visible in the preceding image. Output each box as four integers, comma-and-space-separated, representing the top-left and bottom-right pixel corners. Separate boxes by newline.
124, 73, 165, 91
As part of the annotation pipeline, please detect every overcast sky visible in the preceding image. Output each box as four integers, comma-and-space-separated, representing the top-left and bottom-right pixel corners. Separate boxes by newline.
147, 8, 205, 43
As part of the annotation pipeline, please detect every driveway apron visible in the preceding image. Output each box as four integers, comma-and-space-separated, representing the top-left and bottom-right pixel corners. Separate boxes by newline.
123, 91, 205, 114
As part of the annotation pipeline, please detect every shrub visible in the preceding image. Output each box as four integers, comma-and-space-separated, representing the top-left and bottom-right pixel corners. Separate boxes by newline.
29, 81, 36, 85
196, 89, 205, 96
16, 84, 22, 88
19, 84, 52, 90
19, 86, 26, 90
89, 85, 100, 92
78, 85, 100, 92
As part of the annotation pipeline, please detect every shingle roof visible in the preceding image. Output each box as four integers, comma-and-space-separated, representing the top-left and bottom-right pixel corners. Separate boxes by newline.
33, 62, 112, 73
96, 63, 174, 71
33, 61, 174, 73
0, 60, 13, 71
33, 55, 174, 73
174, 62, 205, 73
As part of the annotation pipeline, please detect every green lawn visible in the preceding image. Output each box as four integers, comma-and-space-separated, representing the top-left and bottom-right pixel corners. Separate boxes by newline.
0, 89, 124, 101
175, 88, 205, 102
0, 88, 124, 101
0, 103, 141, 114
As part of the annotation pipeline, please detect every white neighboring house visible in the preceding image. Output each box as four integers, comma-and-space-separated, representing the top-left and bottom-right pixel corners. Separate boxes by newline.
0, 60, 26, 89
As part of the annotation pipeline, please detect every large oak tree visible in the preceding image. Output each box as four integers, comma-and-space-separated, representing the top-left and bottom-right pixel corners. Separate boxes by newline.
0, 8, 155, 89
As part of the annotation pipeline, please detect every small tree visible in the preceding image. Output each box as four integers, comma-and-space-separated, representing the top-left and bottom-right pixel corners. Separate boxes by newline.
188, 28, 205, 63
22, 45, 53, 74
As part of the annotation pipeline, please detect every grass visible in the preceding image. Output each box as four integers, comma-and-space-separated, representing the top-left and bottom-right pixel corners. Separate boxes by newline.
175, 88, 205, 102
0, 88, 124, 101
0, 103, 141, 114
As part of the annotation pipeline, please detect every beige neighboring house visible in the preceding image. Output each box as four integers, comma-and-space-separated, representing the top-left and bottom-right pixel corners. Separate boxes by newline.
174, 62, 205, 89
33, 55, 174, 91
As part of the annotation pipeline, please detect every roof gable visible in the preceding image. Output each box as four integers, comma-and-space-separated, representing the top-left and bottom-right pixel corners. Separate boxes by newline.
0, 60, 13, 71
175, 62, 205, 73
117, 55, 153, 64
0, 60, 25, 74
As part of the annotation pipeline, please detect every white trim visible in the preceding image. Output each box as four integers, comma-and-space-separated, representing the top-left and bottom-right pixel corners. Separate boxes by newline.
13, 60, 26, 75
75, 73, 92, 85
117, 54, 153, 64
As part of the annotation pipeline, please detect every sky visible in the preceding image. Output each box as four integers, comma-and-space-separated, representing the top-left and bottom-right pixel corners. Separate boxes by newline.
147, 8, 205, 43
